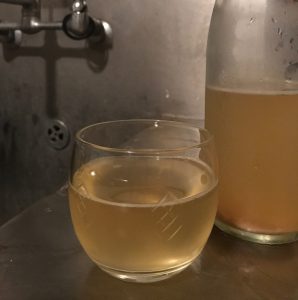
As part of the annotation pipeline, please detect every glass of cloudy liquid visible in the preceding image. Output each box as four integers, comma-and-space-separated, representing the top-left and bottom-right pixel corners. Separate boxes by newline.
68, 120, 218, 283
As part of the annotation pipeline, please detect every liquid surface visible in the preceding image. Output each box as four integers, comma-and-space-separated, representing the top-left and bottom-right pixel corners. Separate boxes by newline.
206, 86, 298, 233
69, 156, 217, 272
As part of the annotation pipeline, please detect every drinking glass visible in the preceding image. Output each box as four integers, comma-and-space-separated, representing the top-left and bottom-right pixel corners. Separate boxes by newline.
68, 120, 218, 283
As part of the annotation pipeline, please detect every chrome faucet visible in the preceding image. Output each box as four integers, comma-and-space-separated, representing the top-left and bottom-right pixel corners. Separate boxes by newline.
68, 0, 90, 37
0, 0, 40, 34
0, 0, 37, 4
0, 0, 112, 46
0, 0, 39, 8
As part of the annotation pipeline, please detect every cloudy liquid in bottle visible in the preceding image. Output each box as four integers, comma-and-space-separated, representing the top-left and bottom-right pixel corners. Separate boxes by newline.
206, 86, 298, 241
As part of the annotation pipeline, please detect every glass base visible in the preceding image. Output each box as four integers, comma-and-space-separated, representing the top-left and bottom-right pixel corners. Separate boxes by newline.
96, 262, 191, 283
216, 219, 298, 245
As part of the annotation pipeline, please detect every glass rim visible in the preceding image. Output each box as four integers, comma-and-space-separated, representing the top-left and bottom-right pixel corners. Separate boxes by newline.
76, 119, 214, 154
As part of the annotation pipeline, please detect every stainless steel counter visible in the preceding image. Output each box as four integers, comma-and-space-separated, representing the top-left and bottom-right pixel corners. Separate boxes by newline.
0, 191, 297, 300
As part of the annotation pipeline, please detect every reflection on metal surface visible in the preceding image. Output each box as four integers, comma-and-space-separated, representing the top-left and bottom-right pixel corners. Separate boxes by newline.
0, 0, 213, 226
1, 193, 297, 299
216, 219, 298, 245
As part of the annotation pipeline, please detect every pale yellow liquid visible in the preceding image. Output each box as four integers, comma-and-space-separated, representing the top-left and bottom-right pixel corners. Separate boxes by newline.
69, 156, 217, 273
206, 87, 298, 234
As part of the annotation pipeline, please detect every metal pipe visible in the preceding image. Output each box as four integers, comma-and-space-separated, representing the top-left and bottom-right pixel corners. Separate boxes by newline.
0, 22, 62, 31
69, 0, 89, 35
0, 0, 37, 6
36, 22, 62, 31
0, 0, 112, 46
0, 23, 20, 30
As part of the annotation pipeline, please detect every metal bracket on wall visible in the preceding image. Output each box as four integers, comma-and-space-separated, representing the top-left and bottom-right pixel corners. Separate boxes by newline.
0, 0, 112, 48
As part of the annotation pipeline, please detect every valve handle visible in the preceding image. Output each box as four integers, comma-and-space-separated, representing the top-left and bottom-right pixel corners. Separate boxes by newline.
62, 14, 95, 40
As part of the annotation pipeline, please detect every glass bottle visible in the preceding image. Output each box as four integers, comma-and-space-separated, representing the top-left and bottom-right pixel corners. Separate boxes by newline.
205, 0, 298, 244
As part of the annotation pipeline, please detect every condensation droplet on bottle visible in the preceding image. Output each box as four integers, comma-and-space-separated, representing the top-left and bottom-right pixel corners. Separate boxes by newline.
285, 62, 298, 81
272, 17, 277, 23
216, 0, 223, 7
249, 17, 255, 24
275, 41, 284, 52
165, 89, 171, 99
44, 207, 53, 213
